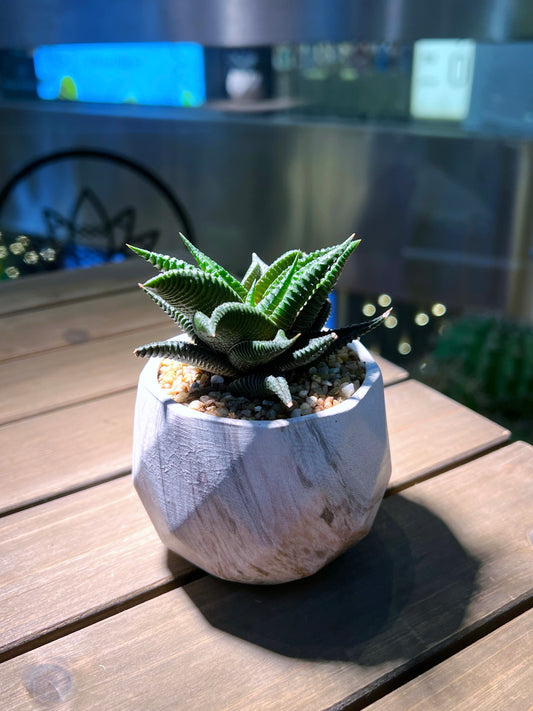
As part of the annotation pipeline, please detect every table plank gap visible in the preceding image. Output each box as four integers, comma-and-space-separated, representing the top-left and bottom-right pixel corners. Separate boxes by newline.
386, 379, 510, 491
0, 323, 177, 426
0, 291, 168, 362
385, 438, 510, 498
0, 261, 153, 316
0, 571, 206, 666
0, 476, 198, 660
358, 606, 533, 711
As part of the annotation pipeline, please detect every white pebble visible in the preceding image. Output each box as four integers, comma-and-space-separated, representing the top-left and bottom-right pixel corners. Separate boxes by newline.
341, 382, 355, 398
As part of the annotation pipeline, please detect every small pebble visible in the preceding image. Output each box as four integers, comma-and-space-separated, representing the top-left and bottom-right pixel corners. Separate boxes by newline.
210, 374, 225, 385
341, 382, 355, 398
188, 400, 203, 411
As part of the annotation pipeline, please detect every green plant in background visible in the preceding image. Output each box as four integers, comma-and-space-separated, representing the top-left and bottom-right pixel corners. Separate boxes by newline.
131, 233, 389, 407
421, 314, 533, 442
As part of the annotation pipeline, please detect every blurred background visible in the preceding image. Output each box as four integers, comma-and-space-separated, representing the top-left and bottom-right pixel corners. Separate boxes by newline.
0, 0, 532, 439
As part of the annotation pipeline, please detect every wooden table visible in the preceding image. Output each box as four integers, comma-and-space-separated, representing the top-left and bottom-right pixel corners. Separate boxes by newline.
1, 262, 532, 710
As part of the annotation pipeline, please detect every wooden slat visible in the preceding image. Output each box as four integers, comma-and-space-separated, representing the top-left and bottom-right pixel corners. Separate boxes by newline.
0, 390, 136, 515
0, 291, 167, 361
367, 609, 533, 711
1, 442, 531, 710
386, 380, 510, 490
0, 261, 151, 316
0, 323, 177, 426
0, 476, 193, 657
373, 353, 408, 386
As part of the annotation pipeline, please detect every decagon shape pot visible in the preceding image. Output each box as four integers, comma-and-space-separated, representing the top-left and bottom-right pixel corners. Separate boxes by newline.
133, 340, 391, 584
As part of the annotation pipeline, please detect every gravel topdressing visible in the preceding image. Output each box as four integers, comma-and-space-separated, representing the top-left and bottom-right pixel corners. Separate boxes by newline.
158, 343, 366, 420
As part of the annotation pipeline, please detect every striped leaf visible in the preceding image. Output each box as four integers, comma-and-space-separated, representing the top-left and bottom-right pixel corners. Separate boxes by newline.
245, 279, 258, 306
278, 332, 338, 372
134, 340, 238, 376
320, 309, 392, 359
142, 270, 241, 320
192, 302, 278, 353
269, 246, 348, 332
292, 238, 360, 332
180, 233, 248, 300
228, 374, 293, 408
227, 330, 299, 371
142, 290, 199, 342
256, 253, 300, 317
298, 234, 356, 267
127, 244, 195, 272
254, 250, 301, 303
241, 253, 268, 291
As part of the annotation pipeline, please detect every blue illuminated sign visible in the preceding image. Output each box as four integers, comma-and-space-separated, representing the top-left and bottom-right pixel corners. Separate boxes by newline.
33, 43, 205, 107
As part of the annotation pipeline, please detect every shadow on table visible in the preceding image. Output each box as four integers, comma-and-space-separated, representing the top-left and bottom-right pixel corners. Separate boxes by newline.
172, 494, 480, 664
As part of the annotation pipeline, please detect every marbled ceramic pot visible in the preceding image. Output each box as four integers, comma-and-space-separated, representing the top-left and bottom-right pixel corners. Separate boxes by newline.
132, 340, 391, 584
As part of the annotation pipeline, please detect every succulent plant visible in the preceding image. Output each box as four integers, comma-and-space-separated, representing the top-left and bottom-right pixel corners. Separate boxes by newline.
131, 234, 389, 408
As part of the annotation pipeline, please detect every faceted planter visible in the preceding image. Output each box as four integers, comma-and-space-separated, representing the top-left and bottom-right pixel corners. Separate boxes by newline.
132, 340, 391, 584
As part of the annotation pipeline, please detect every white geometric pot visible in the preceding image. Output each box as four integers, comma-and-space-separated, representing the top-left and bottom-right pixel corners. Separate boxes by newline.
132, 340, 391, 584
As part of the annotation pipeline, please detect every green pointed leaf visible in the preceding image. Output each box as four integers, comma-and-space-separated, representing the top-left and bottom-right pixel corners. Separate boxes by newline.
269, 247, 347, 332
227, 330, 299, 371
142, 270, 241, 321
241, 253, 267, 291
292, 238, 360, 332
134, 339, 238, 376
192, 302, 278, 353
180, 233, 247, 300
228, 374, 293, 408
254, 249, 301, 303
257, 253, 300, 316
298, 234, 356, 266
142, 290, 199, 342
278, 332, 338, 372
127, 244, 195, 272
245, 279, 258, 306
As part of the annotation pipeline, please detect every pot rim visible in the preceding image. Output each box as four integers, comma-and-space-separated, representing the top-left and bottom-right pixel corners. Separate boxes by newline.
138, 339, 382, 429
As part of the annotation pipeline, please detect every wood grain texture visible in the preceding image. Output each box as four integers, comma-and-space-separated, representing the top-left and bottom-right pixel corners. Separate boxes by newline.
0, 291, 167, 362
1, 442, 531, 710
386, 380, 510, 490
0, 260, 151, 316
0, 390, 137, 515
0, 322, 177, 426
0, 476, 193, 657
366, 609, 533, 711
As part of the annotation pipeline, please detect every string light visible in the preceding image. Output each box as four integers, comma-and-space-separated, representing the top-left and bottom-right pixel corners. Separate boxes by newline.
362, 303, 376, 317
398, 340, 412, 355
415, 312, 430, 326
385, 315, 398, 329
431, 303, 447, 317
377, 294, 392, 307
